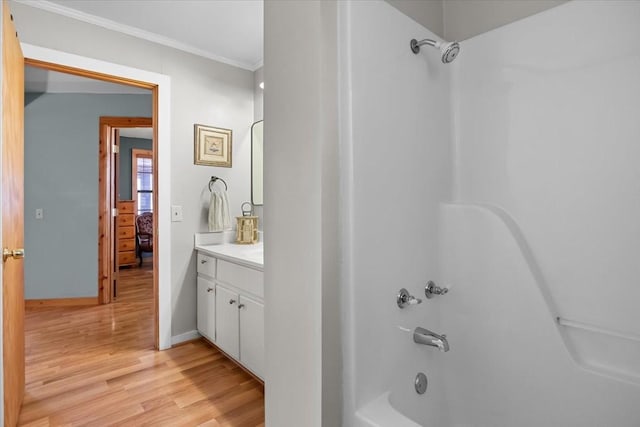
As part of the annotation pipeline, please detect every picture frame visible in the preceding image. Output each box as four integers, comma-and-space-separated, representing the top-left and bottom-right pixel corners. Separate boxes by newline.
194, 124, 232, 167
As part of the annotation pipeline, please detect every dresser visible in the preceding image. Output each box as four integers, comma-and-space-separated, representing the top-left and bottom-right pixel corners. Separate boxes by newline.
117, 200, 137, 267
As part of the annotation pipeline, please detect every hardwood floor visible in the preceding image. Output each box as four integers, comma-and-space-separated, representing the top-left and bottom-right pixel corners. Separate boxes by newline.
18, 264, 265, 426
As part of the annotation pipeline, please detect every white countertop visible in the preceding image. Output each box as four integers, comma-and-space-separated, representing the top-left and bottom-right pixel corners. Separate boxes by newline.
195, 242, 264, 271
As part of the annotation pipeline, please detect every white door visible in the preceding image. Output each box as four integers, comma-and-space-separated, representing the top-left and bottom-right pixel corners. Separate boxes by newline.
196, 276, 216, 342
215, 285, 239, 359
239, 295, 264, 378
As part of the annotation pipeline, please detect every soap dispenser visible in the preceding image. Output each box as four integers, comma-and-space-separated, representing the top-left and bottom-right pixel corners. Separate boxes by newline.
235, 202, 259, 244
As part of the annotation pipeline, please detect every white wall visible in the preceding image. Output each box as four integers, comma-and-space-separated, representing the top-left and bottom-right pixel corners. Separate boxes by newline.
252, 67, 264, 224
339, 1, 452, 424
453, 0, 640, 353
11, 1, 254, 338
253, 67, 263, 122
264, 1, 339, 425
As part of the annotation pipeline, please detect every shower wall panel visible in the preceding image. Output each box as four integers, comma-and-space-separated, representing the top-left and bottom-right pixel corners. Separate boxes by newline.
452, 0, 640, 381
339, 1, 452, 424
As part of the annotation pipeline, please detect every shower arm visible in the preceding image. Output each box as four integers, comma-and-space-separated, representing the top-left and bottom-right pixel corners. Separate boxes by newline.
410, 38, 438, 53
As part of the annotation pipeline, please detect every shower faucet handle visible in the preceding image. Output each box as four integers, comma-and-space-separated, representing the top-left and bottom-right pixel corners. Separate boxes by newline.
397, 288, 422, 309
425, 281, 448, 299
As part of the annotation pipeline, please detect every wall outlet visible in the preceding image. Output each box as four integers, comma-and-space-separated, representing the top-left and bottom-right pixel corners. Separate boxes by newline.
171, 205, 183, 222
35, 208, 44, 219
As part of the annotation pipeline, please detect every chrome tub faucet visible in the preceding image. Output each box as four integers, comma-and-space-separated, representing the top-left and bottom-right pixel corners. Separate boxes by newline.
413, 327, 450, 352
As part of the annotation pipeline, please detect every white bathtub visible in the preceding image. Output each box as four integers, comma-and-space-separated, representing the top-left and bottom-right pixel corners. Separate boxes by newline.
351, 204, 640, 427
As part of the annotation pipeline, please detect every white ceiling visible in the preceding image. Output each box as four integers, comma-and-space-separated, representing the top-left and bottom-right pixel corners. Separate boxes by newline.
22, 0, 264, 71
119, 127, 153, 140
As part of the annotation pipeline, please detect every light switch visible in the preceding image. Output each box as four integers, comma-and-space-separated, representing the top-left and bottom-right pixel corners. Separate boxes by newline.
171, 205, 183, 222
35, 208, 44, 219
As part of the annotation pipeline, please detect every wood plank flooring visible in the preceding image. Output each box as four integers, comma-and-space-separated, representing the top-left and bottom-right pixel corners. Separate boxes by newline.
18, 264, 265, 426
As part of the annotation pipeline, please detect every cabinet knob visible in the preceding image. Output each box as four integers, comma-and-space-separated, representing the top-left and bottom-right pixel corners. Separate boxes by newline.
238, 304, 245, 309
201, 259, 207, 264
229, 299, 236, 305
207, 287, 214, 293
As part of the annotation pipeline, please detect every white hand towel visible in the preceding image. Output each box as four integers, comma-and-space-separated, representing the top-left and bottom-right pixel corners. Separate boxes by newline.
220, 190, 231, 230
208, 190, 231, 232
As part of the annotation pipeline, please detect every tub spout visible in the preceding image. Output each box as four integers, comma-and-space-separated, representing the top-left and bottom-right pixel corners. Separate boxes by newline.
413, 327, 449, 352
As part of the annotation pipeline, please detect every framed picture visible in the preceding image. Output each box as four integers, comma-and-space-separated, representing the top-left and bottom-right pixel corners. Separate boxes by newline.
194, 124, 232, 167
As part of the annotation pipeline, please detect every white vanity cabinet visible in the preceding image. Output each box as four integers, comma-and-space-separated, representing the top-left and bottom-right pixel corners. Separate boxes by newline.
196, 276, 216, 342
195, 243, 264, 380
238, 295, 265, 377
196, 253, 216, 342
214, 284, 240, 358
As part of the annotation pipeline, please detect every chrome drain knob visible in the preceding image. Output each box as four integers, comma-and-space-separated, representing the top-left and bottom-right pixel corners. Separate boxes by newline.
415, 372, 428, 394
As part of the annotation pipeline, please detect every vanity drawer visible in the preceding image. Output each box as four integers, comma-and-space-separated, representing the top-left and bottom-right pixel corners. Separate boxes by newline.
197, 253, 216, 278
217, 259, 263, 298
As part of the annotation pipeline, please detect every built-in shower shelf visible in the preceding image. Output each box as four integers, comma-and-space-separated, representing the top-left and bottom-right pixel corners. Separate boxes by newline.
557, 317, 640, 343
557, 317, 640, 385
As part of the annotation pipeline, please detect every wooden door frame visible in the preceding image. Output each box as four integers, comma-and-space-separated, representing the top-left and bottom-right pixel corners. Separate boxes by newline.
24, 58, 160, 349
100, 117, 152, 303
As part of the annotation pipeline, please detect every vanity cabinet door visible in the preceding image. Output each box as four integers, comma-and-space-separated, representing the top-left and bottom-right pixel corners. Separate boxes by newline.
239, 295, 264, 378
215, 285, 240, 359
197, 276, 216, 342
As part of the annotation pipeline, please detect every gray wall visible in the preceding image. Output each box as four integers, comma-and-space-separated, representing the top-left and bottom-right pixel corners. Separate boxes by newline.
443, 0, 568, 41
12, 1, 255, 336
386, 0, 444, 37
24, 93, 152, 299
385, 0, 567, 41
119, 136, 152, 201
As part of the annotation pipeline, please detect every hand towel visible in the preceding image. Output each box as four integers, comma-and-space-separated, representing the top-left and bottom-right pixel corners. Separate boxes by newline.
208, 190, 231, 232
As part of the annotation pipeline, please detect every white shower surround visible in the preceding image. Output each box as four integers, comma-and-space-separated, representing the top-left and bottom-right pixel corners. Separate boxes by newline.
341, 1, 640, 426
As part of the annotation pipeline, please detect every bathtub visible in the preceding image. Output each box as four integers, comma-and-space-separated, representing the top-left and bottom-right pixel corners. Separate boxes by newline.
349, 204, 640, 427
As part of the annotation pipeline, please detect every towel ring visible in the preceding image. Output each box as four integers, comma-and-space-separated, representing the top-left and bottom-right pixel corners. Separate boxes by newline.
209, 176, 228, 192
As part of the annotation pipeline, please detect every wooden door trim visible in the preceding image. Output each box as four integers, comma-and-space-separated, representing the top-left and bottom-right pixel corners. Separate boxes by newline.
24, 60, 160, 350
24, 58, 155, 90
99, 117, 152, 306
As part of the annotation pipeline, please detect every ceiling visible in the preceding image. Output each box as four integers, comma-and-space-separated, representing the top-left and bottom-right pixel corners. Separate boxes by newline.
119, 127, 153, 140
23, 0, 264, 71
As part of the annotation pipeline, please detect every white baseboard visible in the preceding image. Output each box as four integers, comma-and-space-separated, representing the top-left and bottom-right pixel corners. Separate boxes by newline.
171, 329, 201, 346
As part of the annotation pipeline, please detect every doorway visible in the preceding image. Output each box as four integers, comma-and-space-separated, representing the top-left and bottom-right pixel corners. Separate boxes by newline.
20, 44, 172, 351
98, 117, 153, 304
25, 58, 158, 348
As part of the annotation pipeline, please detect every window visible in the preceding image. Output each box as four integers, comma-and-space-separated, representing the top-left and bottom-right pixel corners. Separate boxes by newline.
132, 149, 153, 215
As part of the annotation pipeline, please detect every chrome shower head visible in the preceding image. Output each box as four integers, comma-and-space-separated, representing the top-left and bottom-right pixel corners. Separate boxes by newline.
410, 38, 461, 64
440, 41, 460, 63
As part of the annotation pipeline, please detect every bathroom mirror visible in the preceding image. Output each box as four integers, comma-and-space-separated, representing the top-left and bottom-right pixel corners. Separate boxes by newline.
251, 120, 263, 206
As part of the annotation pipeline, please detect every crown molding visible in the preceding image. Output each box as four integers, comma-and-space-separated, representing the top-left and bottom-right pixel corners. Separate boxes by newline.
17, 0, 263, 72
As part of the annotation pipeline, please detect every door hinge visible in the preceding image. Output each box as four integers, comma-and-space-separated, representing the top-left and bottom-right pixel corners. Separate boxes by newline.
112, 208, 118, 217
112, 144, 120, 154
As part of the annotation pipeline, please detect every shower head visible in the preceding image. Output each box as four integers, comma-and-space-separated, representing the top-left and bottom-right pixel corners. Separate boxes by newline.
410, 38, 461, 64
440, 41, 460, 64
